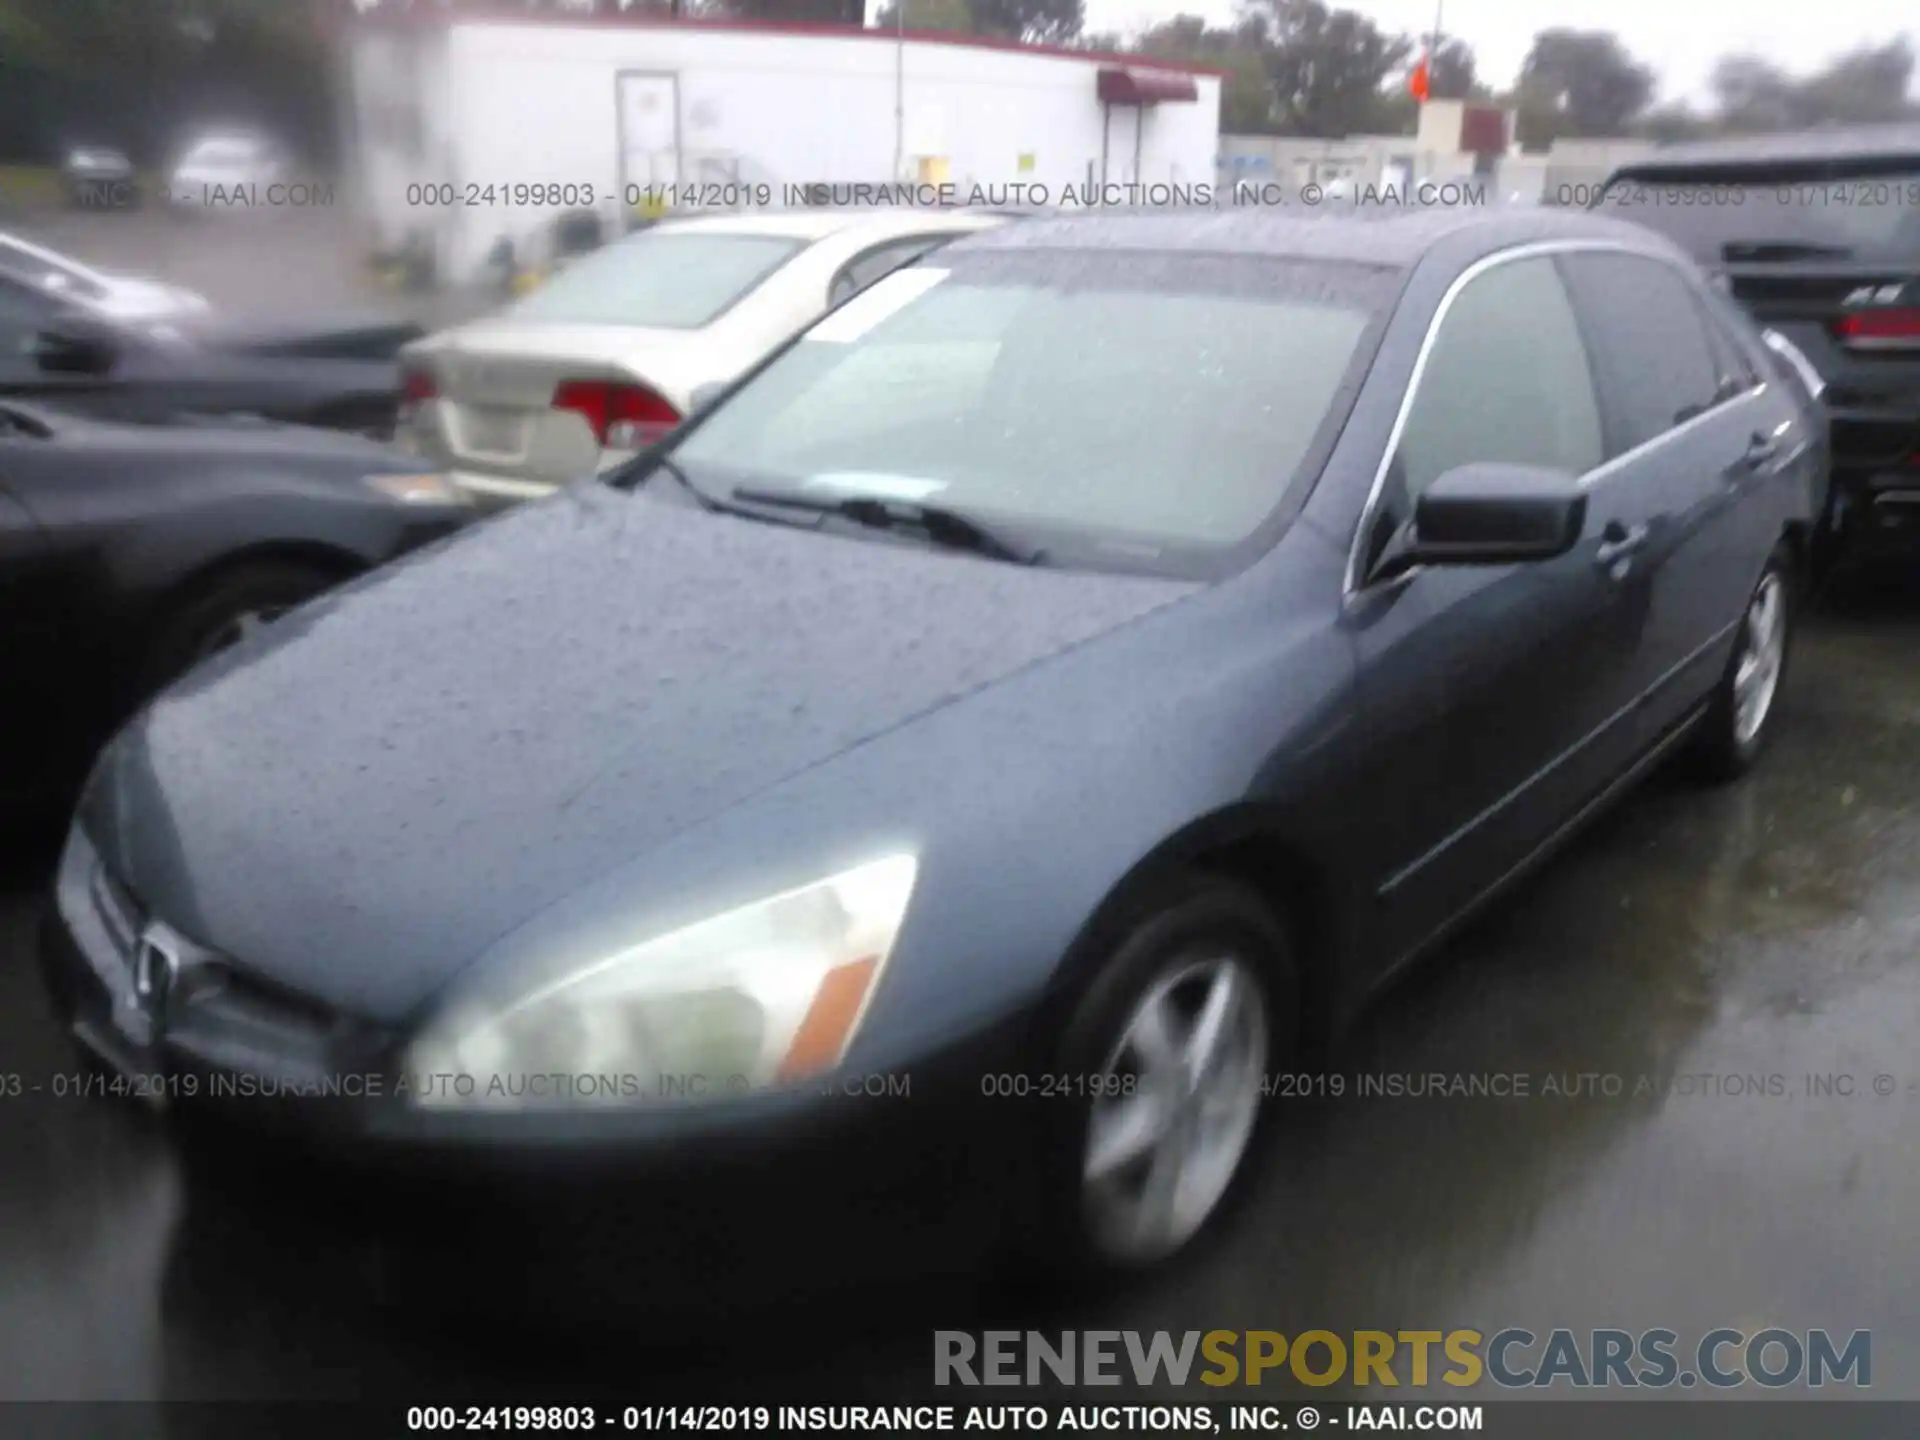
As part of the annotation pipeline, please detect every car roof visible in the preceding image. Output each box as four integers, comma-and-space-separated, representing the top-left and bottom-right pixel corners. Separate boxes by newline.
938, 203, 1673, 270
647, 208, 1003, 242
1610, 122, 1920, 175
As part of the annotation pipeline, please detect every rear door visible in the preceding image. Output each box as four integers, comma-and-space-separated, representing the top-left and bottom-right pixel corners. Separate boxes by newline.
1555, 250, 1782, 743
1349, 253, 1645, 964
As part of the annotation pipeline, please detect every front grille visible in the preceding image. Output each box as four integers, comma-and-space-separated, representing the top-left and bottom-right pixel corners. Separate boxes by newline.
85, 856, 345, 1063
186, 964, 339, 1047
87, 861, 139, 958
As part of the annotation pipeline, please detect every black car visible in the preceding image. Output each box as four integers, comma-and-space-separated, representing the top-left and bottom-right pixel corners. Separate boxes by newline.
1597, 124, 1920, 559
1, 400, 472, 823
42, 207, 1819, 1291
0, 269, 421, 439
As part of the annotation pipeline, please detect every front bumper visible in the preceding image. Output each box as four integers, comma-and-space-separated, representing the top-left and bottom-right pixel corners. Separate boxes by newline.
39, 869, 1035, 1306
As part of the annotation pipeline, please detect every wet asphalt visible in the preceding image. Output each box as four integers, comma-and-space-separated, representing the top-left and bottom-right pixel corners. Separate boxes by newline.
3, 575, 1918, 1403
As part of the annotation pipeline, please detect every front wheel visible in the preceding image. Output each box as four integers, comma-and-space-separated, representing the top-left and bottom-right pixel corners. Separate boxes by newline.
1035, 874, 1298, 1274
1691, 544, 1795, 782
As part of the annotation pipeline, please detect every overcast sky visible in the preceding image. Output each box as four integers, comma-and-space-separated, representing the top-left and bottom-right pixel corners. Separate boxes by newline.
1080, 0, 1920, 107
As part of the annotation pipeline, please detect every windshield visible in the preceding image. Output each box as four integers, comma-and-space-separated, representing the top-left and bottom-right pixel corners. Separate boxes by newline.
662, 249, 1392, 574
1597, 164, 1920, 260
507, 231, 807, 330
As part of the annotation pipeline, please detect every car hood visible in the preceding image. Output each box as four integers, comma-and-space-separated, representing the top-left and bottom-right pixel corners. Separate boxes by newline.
84, 483, 1197, 1023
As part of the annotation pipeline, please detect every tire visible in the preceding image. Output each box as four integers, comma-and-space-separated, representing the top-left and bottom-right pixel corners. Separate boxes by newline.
140, 559, 348, 695
1692, 542, 1795, 782
1031, 873, 1299, 1275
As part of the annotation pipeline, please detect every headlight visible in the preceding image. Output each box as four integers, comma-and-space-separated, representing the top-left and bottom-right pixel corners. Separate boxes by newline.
364, 471, 467, 506
404, 854, 918, 1110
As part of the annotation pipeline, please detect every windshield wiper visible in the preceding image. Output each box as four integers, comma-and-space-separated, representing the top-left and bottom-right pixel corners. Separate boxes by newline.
732, 485, 1044, 565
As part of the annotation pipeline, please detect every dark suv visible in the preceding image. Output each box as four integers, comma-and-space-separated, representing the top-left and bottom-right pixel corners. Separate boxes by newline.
1597, 124, 1920, 560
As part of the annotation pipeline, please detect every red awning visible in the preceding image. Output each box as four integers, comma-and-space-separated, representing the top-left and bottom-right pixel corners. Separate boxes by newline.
1097, 66, 1199, 106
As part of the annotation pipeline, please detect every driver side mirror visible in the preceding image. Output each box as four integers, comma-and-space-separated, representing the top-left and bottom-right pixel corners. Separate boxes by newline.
1375, 462, 1586, 580
30, 313, 119, 376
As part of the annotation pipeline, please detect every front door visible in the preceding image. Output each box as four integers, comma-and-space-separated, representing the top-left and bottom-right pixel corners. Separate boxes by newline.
1348, 253, 1646, 966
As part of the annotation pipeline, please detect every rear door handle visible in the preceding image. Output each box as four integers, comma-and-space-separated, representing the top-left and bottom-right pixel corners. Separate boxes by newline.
1595, 521, 1649, 570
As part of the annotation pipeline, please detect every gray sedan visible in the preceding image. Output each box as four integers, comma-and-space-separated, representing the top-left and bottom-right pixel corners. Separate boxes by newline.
42, 205, 1820, 1292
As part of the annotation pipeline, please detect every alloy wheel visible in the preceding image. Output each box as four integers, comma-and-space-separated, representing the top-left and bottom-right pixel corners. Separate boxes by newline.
1081, 953, 1268, 1265
1732, 573, 1787, 746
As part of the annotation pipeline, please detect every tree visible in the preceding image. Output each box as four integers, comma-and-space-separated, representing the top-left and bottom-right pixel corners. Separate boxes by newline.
970, 0, 1081, 44
1513, 29, 1654, 147
1242, 0, 1412, 137
722, 0, 866, 20
1706, 41, 1918, 134
874, 0, 974, 30
1707, 54, 1799, 133
1426, 34, 1477, 101
1635, 100, 1711, 143
1794, 39, 1916, 126
1135, 13, 1274, 132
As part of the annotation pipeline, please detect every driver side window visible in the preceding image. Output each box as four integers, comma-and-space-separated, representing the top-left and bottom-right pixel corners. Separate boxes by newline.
1373, 256, 1603, 557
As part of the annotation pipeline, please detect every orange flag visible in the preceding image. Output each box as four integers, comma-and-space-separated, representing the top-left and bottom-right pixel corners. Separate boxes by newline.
1410, 55, 1431, 101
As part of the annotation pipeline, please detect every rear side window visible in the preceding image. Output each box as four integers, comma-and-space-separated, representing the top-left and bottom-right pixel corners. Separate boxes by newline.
1390, 255, 1604, 504
507, 231, 806, 329
1557, 252, 1722, 455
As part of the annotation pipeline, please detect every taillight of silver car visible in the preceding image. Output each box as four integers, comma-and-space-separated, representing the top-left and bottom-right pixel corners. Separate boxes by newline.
398, 365, 438, 427
550, 379, 681, 451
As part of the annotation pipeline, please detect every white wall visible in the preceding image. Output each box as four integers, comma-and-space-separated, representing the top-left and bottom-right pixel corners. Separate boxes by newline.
405, 21, 1218, 278
344, 28, 453, 262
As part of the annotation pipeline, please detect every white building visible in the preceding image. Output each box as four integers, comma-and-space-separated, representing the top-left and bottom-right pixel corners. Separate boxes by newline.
335, 12, 1222, 282
1218, 103, 1657, 208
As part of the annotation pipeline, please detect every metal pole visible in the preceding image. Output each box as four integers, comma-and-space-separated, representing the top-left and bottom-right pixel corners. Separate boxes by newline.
893, 2, 905, 181
1429, 0, 1444, 98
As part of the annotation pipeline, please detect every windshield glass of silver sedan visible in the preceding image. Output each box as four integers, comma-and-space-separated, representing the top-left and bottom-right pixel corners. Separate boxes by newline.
666, 250, 1392, 566
506, 230, 807, 329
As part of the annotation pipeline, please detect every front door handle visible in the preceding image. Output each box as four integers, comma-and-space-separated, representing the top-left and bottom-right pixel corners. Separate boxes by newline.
1743, 431, 1783, 469
1596, 521, 1649, 571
